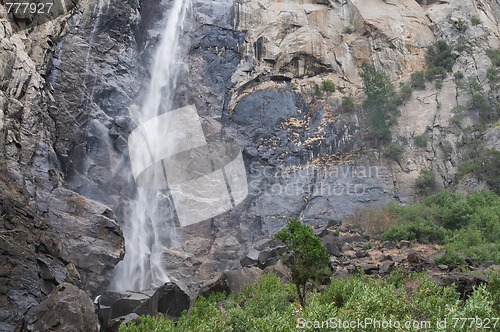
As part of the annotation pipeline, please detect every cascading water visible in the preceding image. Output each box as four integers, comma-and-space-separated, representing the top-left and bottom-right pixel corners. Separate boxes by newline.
111, 0, 191, 292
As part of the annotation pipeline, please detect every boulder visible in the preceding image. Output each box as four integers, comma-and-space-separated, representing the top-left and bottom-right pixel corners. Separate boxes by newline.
15, 283, 99, 332
429, 273, 488, 299
155, 282, 192, 320
198, 267, 263, 299
240, 248, 260, 267
97, 281, 192, 331
264, 261, 292, 282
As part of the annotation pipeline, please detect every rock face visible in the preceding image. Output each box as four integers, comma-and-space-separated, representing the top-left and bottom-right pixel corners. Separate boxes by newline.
14, 283, 100, 332
0, 0, 135, 328
97, 281, 192, 331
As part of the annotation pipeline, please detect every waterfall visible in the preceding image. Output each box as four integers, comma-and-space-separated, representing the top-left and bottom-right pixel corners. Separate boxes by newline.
111, 0, 191, 292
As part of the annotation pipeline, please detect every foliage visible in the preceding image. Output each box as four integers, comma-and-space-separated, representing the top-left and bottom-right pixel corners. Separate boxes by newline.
457, 76, 499, 123
381, 190, 500, 266
458, 149, 500, 194
359, 63, 397, 144
410, 71, 426, 89
314, 84, 323, 97
426, 41, 455, 80
435, 78, 443, 90
399, 83, 413, 102
121, 270, 500, 332
384, 143, 403, 162
470, 17, 481, 26
453, 18, 468, 32
343, 26, 354, 34
275, 218, 330, 307
486, 48, 500, 67
341, 95, 355, 112
414, 132, 429, 148
415, 169, 436, 195
321, 79, 336, 93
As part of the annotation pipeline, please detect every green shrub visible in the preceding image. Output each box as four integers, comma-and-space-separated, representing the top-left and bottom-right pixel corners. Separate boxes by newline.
454, 71, 464, 80
341, 95, 355, 112
415, 169, 436, 195
414, 132, 429, 147
381, 218, 446, 244
450, 114, 462, 126
486, 48, 500, 67
426, 40, 455, 77
321, 79, 336, 93
470, 17, 481, 26
410, 71, 426, 89
343, 26, 354, 34
381, 190, 500, 266
435, 78, 443, 89
120, 267, 500, 331
359, 63, 397, 144
384, 143, 403, 162
458, 149, 500, 194
275, 218, 330, 307
399, 83, 412, 101
313, 84, 323, 97
453, 18, 468, 32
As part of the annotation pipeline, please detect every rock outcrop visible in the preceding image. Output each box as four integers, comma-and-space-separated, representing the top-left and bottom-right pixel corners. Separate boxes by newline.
14, 283, 100, 332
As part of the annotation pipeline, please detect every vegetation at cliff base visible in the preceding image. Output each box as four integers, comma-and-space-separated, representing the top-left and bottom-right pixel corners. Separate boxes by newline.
119, 271, 500, 332
274, 218, 330, 307
381, 190, 500, 265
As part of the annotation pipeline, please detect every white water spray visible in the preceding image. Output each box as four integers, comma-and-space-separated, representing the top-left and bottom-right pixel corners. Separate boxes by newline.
111, 0, 191, 291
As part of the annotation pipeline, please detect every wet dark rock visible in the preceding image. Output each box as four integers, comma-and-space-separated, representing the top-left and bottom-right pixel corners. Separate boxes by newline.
15, 283, 99, 332
342, 235, 370, 243
155, 281, 192, 320
382, 241, 397, 250
108, 313, 141, 332
263, 261, 291, 282
322, 234, 344, 257
355, 263, 379, 275
429, 273, 488, 299
198, 267, 263, 299
98, 281, 192, 331
240, 249, 260, 268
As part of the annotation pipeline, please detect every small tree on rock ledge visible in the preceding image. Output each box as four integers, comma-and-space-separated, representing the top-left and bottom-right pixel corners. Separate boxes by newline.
274, 218, 330, 307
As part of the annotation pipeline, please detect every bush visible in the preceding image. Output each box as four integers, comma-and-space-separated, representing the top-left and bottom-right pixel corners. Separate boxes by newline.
381, 190, 500, 266
453, 18, 468, 32
343, 26, 354, 34
275, 218, 330, 307
399, 83, 412, 101
415, 169, 436, 195
321, 79, 336, 93
486, 48, 500, 67
414, 132, 429, 147
426, 40, 455, 76
410, 71, 426, 89
458, 149, 500, 194
120, 267, 499, 332
435, 78, 443, 90
384, 143, 403, 162
470, 17, 481, 26
313, 84, 323, 97
359, 63, 397, 144
341, 96, 355, 112
454, 71, 464, 80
